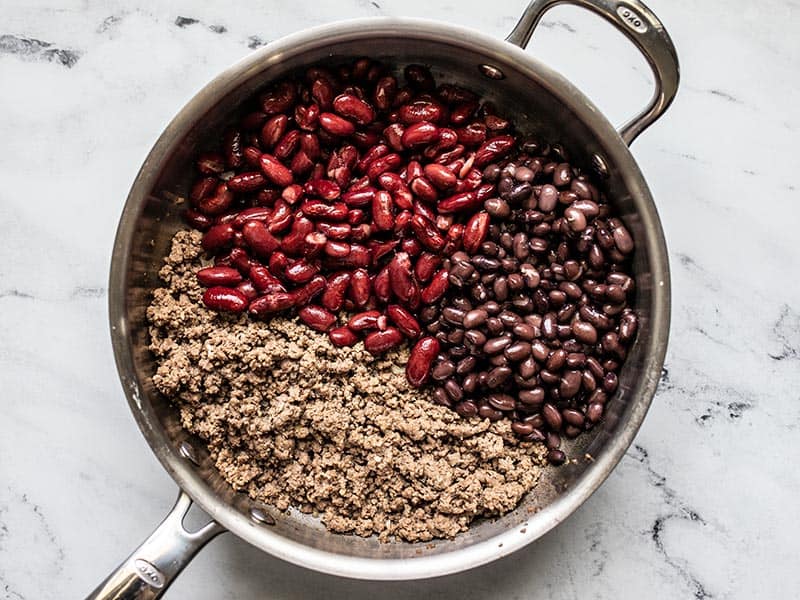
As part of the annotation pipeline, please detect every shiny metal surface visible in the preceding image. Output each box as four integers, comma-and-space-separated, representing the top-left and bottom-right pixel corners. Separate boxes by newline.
507, 0, 679, 145
86, 492, 224, 600
100, 2, 675, 594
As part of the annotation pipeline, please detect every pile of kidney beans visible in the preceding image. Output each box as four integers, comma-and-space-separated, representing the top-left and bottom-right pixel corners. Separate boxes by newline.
183, 58, 638, 464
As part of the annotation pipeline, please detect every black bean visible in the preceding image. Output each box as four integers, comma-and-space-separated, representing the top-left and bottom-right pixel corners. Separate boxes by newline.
586, 402, 604, 423
542, 314, 556, 339
493, 277, 509, 301
518, 356, 538, 378
442, 306, 466, 325
455, 400, 479, 417
547, 449, 566, 465
531, 340, 549, 362
486, 366, 512, 387
559, 370, 582, 398
619, 312, 638, 342
588, 389, 608, 405
504, 341, 532, 362
488, 393, 516, 411
509, 182, 532, 202
464, 329, 487, 347
478, 404, 504, 421
447, 328, 465, 345
519, 263, 540, 288
486, 317, 504, 335
539, 369, 559, 385
498, 175, 514, 197
511, 420, 535, 436
462, 372, 479, 393
432, 360, 456, 381
470, 283, 490, 303
582, 369, 596, 391
512, 323, 536, 340
603, 372, 618, 393
518, 387, 545, 406
484, 336, 512, 355
449, 345, 468, 358
481, 241, 500, 256
444, 378, 464, 401
542, 403, 562, 430
586, 357, 604, 379
433, 387, 451, 407
483, 164, 501, 182
566, 352, 586, 368
564, 425, 581, 439
546, 349, 567, 371
489, 353, 508, 367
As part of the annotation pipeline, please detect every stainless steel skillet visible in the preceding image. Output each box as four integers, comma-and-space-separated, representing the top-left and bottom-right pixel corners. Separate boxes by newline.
90, 1, 677, 597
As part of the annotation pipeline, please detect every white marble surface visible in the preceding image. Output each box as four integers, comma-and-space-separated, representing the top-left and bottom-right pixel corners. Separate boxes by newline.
1, 1, 798, 598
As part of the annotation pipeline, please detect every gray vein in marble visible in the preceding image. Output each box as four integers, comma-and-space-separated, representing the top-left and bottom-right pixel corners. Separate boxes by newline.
768, 303, 800, 361
659, 364, 756, 426
708, 89, 742, 104
628, 446, 713, 599
174, 16, 227, 35
0, 34, 80, 68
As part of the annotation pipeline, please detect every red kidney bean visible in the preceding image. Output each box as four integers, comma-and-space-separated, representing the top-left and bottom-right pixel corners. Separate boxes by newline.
320, 271, 351, 311
222, 130, 243, 169
232, 207, 270, 229
260, 81, 296, 114
325, 244, 371, 268
398, 99, 444, 124
201, 223, 235, 252
311, 78, 335, 110
401, 121, 440, 147
249, 265, 286, 294
366, 153, 402, 181
455, 122, 487, 146
289, 151, 314, 177
294, 103, 320, 131
386, 304, 421, 338
328, 325, 359, 347
364, 327, 403, 355
198, 183, 234, 216
304, 179, 341, 200
373, 75, 397, 111
349, 268, 371, 307
414, 252, 441, 282
449, 101, 478, 125
348, 310, 381, 331
410, 176, 439, 203
301, 200, 348, 221
420, 268, 449, 303
373, 265, 392, 303
372, 190, 395, 231
183, 208, 212, 231
462, 211, 490, 253
190, 176, 218, 203
323, 240, 350, 258
196, 266, 243, 287
202, 286, 248, 313
383, 123, 405, 151
423, 163, 457, 190
249, 291, 296, 316
241, 221, 279, 257
410, 214, 445, 251
258, 153, 293, 187
319, 112, 355, 136
260, 115, 289, 150
474, 135, 515, 167
298, 304, 337, 332
437, 191, 480, 214
342, 187, 375, 207
333, 93, 375, 125
294, 275, 326, 305
317, 222, 351, 240
406, 336, 440, 387
388, 252, 414, 302
196, 152, 226, 174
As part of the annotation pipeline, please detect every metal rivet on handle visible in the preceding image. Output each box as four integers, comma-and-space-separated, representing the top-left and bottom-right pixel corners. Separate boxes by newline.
479, 64, 505, 80
249, 506, 276, 526
591, 154, 609, 179
178, 441, 199, 465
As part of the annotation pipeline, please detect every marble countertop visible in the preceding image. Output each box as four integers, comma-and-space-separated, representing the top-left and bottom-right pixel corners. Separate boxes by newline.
1, 1, 798, 598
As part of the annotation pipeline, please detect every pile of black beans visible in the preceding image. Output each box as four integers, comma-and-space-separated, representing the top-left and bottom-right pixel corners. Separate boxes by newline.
418, 143, 639, 465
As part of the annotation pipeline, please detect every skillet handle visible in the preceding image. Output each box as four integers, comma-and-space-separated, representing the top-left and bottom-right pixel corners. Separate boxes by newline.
506, 0, 679, 145
86, 491, 225, 600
